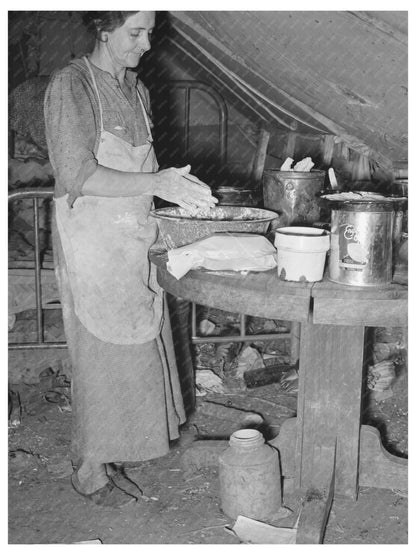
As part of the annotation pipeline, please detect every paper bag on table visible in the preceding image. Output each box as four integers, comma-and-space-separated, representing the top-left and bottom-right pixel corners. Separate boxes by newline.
167, 233, 277, 279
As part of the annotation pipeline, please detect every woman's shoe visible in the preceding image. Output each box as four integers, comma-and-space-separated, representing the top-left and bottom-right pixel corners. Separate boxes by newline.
106, 464, 149, 501
71, 471, 137, 508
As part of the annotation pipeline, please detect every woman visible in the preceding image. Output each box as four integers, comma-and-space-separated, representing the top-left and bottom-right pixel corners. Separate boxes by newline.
44, 11, 217, 508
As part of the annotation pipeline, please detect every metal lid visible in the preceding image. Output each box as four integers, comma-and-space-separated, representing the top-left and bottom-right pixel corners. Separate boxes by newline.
263, 169, 325, 178
321, 192, 406, 212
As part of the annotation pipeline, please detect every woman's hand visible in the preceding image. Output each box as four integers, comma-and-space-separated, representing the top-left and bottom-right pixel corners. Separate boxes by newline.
154, 165, 218, 213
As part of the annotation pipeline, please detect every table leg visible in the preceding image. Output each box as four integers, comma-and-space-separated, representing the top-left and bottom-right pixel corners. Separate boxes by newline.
296, 452, 336, 544
295, 323, 365, 498
291, 323, 364, 543
272, 322, 408, 542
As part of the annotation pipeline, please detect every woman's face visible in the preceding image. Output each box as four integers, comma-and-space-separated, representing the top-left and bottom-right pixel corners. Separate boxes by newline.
104, 11, 155, 70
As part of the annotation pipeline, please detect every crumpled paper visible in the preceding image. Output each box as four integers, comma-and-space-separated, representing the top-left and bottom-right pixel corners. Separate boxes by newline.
195, 369, 225, 395
228, 515, 297, 544
233, 345, 265, 379
280, 156, 315, 171
167, 233, 277, 280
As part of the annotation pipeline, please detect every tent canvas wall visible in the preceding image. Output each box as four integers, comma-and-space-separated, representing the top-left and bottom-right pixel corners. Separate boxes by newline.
9, 10, 408, 189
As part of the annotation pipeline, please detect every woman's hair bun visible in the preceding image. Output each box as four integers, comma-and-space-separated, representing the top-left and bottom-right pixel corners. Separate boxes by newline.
82, 12, 138, 36
81, 12, 102, 32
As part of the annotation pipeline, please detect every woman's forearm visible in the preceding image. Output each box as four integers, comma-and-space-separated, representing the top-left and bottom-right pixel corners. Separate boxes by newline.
81, 165, 157, 197
80, 163, 218, 211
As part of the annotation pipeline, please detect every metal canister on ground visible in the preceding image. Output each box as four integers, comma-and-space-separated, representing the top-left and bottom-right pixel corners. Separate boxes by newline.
263, 169, 325, 226
327, 197, 396, 286
218, 429, 282, 520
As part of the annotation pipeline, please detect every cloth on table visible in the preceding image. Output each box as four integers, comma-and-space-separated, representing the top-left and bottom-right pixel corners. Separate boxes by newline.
167, 233, 277, 279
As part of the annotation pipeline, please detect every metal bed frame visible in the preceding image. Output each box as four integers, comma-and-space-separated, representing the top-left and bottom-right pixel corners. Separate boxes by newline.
170, 80, 228, 167
8, 187, 65, 350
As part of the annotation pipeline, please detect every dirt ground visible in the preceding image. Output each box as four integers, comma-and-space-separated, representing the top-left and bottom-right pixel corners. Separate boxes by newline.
8, 357, 408, 545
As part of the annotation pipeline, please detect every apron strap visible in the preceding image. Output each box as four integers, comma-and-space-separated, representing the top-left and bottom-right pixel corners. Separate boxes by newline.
83, 56, 104, 134
136, 87, 153, 141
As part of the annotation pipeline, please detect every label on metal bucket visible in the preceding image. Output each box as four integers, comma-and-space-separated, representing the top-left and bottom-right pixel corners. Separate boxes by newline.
338, 223, 368, 272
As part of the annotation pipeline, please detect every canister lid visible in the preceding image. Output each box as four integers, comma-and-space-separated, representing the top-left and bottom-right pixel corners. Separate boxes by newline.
263, 168, 326, 178
321, 192, 406, 212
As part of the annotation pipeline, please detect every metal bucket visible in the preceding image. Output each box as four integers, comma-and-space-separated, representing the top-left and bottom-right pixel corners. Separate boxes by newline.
215, 186, 261, 207
263, 169, 325, 226
328, 200, 395, 286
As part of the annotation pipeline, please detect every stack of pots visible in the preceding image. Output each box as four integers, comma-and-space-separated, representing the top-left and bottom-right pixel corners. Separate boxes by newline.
263, 169, 329, 282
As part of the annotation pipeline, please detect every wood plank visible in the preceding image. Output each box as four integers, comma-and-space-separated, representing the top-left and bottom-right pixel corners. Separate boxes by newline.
331, 326, 364, 499
251, 127, 270, 184
295, 324, 364, 498
312, 277, 408, 300
151, 254, 313, 322
296, 446, 336, 544
313, 298, 408, 327
284, 131, 297, 159
159, 272, 311, 321
359, 425, 408, 492
295, 324, 337, 490
291, 324, 338, 547
321, 135, 335, 166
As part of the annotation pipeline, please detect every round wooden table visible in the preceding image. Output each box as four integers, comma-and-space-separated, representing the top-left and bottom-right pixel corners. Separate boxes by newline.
150, 252, 408, 543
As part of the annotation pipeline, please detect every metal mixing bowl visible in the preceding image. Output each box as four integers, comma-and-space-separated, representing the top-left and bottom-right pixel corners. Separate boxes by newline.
150, 206, 278, 250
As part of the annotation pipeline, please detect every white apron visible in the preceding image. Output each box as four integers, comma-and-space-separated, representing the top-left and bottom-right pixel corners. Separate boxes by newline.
54, 57, 163, 345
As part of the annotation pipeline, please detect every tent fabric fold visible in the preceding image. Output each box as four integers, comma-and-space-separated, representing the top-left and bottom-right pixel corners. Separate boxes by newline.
169, 11, 407, 166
